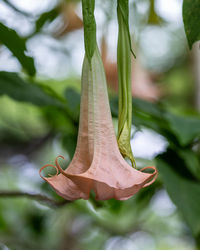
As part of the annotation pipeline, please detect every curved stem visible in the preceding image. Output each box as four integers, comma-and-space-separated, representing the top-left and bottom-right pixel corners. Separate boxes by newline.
0, 190, 71, 208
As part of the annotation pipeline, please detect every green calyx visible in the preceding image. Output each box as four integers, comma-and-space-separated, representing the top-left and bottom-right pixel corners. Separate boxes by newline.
82, 0, 96, 63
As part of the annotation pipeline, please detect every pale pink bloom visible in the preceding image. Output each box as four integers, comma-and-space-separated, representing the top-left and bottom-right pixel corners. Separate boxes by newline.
40, 49, 157, 201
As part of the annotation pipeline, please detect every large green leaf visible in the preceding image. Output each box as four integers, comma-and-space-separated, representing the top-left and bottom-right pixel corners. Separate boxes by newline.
132, 98, 163, 118
183, 0, 200, 48
131, 99, 200, 146
111, 97, 200, 147
110, 96, 170, 135
165, 113, 200, 146
157, 155, 200, 236
0, 71, 63, 106
0, 23, 36, 76
178, 149, 200, 180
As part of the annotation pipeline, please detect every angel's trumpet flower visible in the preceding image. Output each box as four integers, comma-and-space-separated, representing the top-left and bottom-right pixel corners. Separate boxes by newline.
40, 48, 157, 201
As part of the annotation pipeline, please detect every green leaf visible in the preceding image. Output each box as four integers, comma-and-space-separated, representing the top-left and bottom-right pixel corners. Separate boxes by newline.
0, 23, 36, 76
132, 98, 163, 118
62, 134, 77, 159
178, 149, 200, 180
157, 156, 200, 236
110, 96, 169, 135
165, 113, 200, 146
111, 96, 200, 147
35, 7, 59, 34
183, 0, 200, 48
82, 0, 96, 61
0, 71, 63, 107
64, 88, 80, 121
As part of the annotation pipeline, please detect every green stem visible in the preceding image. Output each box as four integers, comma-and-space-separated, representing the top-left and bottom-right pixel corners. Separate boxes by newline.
117, 0, 136, 167
82, 0, 96, 62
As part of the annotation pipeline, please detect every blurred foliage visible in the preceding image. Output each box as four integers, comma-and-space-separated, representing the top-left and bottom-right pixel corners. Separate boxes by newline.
157, 154, 200, 236
183, 0, 200, 49
0, 23, 36, 76
0, 0, 200, 250
0, 71, 64, 107
34, 7, 60, 35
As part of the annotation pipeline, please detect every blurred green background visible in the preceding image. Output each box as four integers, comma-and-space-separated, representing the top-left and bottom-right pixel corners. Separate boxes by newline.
0, 0, 200, 249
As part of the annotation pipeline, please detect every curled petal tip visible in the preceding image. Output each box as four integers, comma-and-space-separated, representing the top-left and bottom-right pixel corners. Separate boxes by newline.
39, 164, 59, 180
55, 155, 66, 175
56, 155, 65, 160
140, 166, 158, 188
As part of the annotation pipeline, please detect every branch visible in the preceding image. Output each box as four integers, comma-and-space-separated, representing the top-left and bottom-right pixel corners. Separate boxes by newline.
0, 191, 71, 208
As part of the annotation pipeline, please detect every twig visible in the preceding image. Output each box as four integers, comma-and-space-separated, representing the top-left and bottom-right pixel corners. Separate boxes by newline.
0, 191, 71, 208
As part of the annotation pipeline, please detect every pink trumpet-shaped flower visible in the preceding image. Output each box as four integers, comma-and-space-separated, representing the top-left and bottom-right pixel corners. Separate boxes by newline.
40, 48, 157, 201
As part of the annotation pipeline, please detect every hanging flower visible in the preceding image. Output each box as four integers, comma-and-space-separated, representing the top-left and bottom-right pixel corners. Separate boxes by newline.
40, 48, 157, 201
